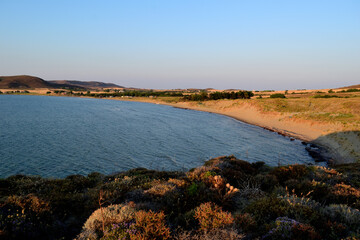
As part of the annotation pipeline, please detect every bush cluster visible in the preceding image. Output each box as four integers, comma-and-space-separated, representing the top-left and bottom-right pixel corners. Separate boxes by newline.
270, 93, 286, 98
183, 91, 254, 101
1, 156, 360, 239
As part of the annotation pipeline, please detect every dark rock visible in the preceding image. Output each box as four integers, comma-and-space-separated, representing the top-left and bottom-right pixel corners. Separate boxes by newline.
305, 145, 329, 162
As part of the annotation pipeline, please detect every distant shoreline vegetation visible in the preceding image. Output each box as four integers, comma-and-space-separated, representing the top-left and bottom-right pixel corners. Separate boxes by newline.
55, 90, 184, 98
183, 91, 254, 101
47, 89, 255, 101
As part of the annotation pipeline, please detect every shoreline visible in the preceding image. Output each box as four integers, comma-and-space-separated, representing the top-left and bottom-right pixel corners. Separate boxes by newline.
111, 97, 356, 164
2, 93, 358, 164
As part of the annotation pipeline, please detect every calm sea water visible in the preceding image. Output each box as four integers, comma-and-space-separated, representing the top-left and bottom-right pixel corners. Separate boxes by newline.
0, 95, 317, 178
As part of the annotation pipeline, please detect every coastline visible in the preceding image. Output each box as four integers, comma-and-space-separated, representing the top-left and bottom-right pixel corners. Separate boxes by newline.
112, 97, 358, 164
2, 93, 358, 164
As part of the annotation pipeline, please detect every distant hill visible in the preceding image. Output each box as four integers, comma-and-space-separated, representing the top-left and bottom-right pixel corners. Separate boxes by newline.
49, 80, 123, 89
0, 75, 52, 89
341, 84, 360, 89
0, 75, 124, 89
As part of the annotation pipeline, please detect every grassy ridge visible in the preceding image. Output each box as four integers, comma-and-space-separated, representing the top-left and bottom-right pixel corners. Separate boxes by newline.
1, 156, 359, 239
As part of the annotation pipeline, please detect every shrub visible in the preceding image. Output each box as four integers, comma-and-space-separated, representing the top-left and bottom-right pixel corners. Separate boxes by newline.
255, 174, 279, 192
194, 202, 234, 232
308, 180, 332, 203
187, 182, 199, 196
186, 166, 218, 182
330, 183, 360, 208
291, 222, 320, 240
144, 181, 176, 196
245, 197, 290, 224
270, 93, 286, 98
322, 220, 348, 240
0, 194, 52, 239
271, 165, 308, 183
313, 94, 340, 98
168, 178, 186, 187
131, 210, 171, 239
345, 88, 360, 92
320, 204, 360, 231
183, 91, 254, 101
6, 194, 50, 214
100, 221, 137, 240
310, 166, 344, 184
262, 217, 320, 240
174, 228, 244, 240
234, 213, 257, 232
82, 203, 136, 235
237, 179, 264, 199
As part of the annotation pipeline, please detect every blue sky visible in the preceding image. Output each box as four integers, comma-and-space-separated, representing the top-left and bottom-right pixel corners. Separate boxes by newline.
1, 1, 359, 90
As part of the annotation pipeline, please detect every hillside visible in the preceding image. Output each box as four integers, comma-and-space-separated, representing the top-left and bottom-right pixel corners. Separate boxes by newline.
1, 156, 359, 239
340, 84, 360, 89
0, 75, 52, 89
49, 80, 123, 89
0, 75, 124, 90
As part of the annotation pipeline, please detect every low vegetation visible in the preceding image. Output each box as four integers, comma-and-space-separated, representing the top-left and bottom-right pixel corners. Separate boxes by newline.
270, 93, 286, 98
183, 91, 254, 101
250, 97, 360, 127
50, 90, 184, 98
1, 156, 359, 239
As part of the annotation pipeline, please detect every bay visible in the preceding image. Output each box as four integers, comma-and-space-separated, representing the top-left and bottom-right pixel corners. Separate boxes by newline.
0, 95, 317, 178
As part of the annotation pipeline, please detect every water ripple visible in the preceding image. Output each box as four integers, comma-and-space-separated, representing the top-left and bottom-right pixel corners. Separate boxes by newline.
0, 95, 321, 178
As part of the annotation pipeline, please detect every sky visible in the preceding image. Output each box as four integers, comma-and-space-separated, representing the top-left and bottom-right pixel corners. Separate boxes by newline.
0, 1, 359, 90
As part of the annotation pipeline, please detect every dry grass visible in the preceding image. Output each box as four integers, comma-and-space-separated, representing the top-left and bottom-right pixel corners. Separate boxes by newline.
253, 97, 360, 127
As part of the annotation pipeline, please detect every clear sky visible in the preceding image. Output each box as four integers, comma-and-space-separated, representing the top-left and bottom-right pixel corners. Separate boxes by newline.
1, 1, 359, 90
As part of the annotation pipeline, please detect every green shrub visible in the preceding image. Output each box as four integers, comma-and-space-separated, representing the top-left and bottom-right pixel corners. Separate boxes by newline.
270, 93, 286, 98
345, 88, 360, 92
271, 165, 308, 183
313, 94, 340, 98
187, 182, 199, 196
245, 197, 290, 224
255, 174, 279, 192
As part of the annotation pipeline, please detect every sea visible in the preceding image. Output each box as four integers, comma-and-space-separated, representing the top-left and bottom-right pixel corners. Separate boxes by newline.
0, 95, 319, 178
